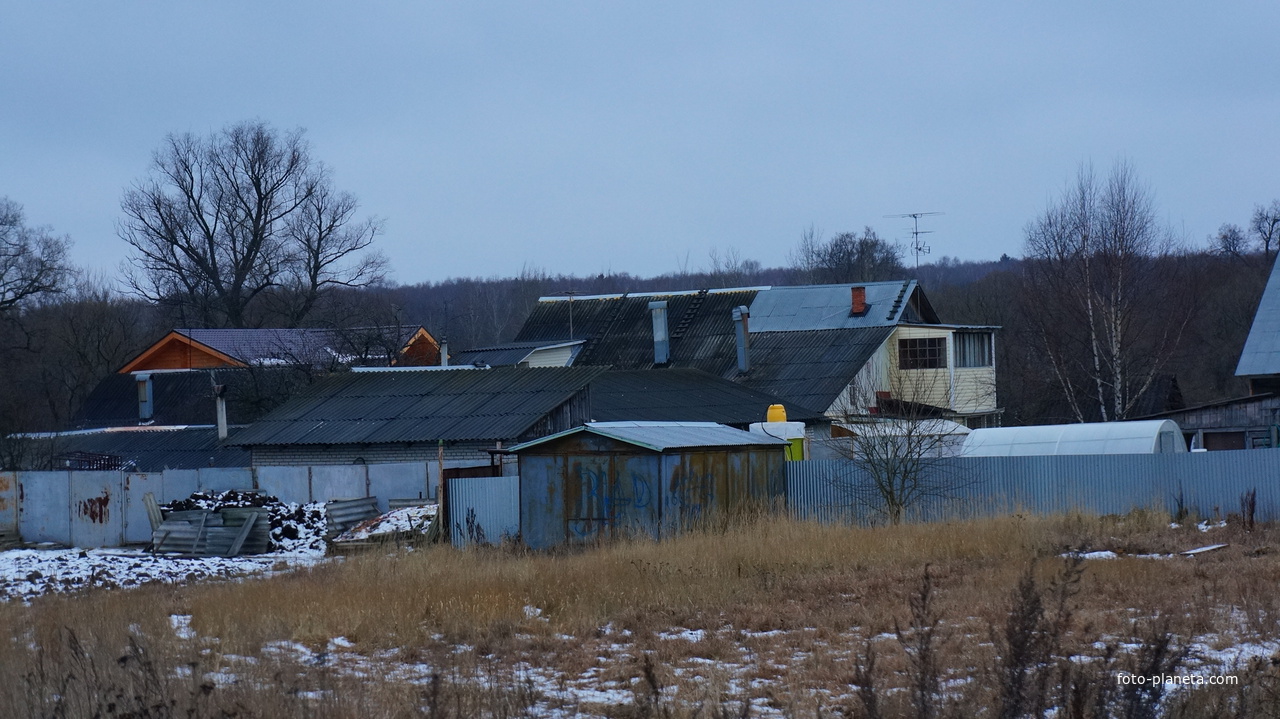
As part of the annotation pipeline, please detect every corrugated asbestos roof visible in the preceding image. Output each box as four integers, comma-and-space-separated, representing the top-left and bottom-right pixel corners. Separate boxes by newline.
450, 340, 584, 367
508, 283, 939, 412
74, 367, 312, 429
1237, 259, 1280, 377
42, 427, 250, 471
591, 369, 825, 425
509, 421, 790, 453
230, 366, 608, 446
740, 327, 895, 412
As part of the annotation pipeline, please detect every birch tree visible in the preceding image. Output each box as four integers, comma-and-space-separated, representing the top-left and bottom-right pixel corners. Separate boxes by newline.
1021, 162, 1189, 422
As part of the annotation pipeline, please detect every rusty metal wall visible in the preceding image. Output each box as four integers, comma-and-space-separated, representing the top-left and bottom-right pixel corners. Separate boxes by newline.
519, 437, 785, 548
448, 475, 520, 547
0, 472, 17, 543
520, 455, 565, 550
69, 471, 124, 547
787, 448, 1280, 524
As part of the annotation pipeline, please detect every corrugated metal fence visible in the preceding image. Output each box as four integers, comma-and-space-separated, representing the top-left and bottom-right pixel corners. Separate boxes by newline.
448, 476, 520, 548
787, 448, 1280, 524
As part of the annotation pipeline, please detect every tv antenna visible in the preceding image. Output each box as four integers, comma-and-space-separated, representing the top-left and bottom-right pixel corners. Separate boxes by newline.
885, 211, 943, 269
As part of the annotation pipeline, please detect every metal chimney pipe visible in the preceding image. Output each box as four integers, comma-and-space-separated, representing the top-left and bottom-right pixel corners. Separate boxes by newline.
214, 384, 228, 440
732, 306, 750, 374
440, 339, 449, 367
649, 300, 670, 365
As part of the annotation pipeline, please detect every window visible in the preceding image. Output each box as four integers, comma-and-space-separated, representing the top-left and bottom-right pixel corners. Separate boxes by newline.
898, 337, 947, 369
955, 332, 993, 368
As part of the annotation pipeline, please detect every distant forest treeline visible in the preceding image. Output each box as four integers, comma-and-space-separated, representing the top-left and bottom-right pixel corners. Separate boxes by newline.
0, 239, 1268, 437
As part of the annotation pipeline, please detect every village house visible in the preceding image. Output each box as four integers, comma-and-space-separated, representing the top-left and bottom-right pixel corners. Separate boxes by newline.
489, 281, 1000, 429
9, 326, 441, 471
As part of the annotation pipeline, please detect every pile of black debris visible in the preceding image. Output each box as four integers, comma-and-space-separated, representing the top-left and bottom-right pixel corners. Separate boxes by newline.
152, 490, 327, 557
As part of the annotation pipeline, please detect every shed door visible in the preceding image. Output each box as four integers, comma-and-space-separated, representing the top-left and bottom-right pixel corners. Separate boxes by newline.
565, 455, 660, 543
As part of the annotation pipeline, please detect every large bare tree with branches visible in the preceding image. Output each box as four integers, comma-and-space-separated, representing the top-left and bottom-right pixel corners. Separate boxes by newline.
119, 121, 386, 328
1021, 162, 1191, 422
0, 198, 71, 312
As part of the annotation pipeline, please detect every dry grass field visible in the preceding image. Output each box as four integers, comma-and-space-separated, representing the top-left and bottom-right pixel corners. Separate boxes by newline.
4, 511, 1280, 717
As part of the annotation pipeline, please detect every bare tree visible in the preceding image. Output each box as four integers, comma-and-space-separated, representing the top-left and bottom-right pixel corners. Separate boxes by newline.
0, 198, 71, 312
119, 120, 386, 328
1250, 200, 1280, 265
789, 226, 906, 284
1021, 162, 1190, 422
821, 363, 980, 524
706, 246, 763, 288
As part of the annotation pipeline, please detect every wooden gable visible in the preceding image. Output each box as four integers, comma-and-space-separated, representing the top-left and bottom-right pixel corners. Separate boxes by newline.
394, 327, 442, 367
118, 332, 247, 373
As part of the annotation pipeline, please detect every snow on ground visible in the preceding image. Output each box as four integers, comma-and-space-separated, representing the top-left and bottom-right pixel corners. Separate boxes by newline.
0, 546, 326, 603
333, 504, 437, 542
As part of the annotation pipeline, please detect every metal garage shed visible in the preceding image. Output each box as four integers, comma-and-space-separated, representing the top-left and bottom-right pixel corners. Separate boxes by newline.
510, 421, 788, 549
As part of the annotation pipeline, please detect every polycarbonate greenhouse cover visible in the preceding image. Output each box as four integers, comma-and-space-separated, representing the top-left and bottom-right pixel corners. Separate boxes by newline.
961, 420, 1187, 456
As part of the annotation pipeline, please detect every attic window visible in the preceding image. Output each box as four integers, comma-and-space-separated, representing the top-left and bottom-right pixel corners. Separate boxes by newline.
955, 332, 993, 368
898, 337, 947, 370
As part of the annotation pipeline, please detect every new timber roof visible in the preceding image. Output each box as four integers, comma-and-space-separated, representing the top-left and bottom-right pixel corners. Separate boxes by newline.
590, 369, 826, 425
508, 421, 789, 453
1237, 258, 1280, 377
230, 366, 607, 446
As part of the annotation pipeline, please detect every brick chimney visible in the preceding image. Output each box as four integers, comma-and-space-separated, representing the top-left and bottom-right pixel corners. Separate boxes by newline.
850, 286, 868, 316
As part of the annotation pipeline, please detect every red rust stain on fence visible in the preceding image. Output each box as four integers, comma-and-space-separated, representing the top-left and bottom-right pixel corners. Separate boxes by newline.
78, 493, 111, 524
0, 475, 10, 491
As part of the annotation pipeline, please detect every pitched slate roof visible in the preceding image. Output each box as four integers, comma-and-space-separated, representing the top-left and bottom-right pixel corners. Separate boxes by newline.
740, 327, 896, 411
516, 288, 760, 368
509, 421, 789, 453
1237, 259, 1280, 377
73, 367, 312, 429
449, 340, 584, 367
43, 427, 250, 471
230, 366, 608, 446
590, 369, 824, 425
510, 284, 926, 412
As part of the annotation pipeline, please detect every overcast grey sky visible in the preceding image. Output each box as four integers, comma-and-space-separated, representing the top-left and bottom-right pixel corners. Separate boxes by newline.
3, 2, 1277, 285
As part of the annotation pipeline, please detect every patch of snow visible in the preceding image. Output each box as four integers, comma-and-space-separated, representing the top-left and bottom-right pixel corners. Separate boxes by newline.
333, 505, 437, 542
0, 547, 324, 602
1183, 544, 1229, 556
170, 614, 196, 640
1079, 551, 1118, 560
658, 628, 705, 642
1189, 638, 1280, 669
1197, 520, 1227, 532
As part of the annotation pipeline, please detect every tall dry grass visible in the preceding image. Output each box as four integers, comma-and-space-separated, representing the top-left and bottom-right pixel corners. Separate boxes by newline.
3, 510, 1280, 716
